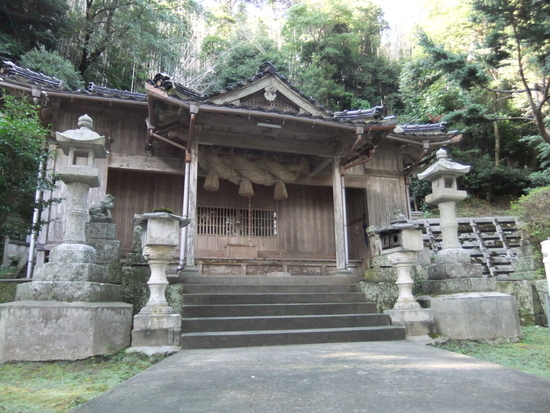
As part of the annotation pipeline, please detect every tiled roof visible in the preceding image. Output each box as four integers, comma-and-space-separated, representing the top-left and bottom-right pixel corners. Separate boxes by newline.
1, 60, 63, 89
1, 61, 461, 140
86, 82, 146, 101
145, 63, 395, 128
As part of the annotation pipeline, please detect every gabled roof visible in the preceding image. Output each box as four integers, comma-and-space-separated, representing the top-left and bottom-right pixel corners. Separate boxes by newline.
205, 62, 331, 117
146, 62, 391, 129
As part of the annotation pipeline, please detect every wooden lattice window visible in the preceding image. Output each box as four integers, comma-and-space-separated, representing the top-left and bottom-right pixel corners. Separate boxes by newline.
197, 206, 277, 237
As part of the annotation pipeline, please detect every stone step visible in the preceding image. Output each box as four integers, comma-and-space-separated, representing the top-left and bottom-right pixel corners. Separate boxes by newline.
180, 326, 405, 349
180, 283, 356, 294
181, 302, 377, 318
173, 275, 360, 285
183, 292, 366, 305
181, 313, 392, 333
481, 265, 514, 274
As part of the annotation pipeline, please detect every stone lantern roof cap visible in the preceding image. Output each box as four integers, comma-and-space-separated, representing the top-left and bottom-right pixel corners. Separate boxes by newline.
417, 148, 470, 182
132, 212, 190, 228
55, 114, 107, 158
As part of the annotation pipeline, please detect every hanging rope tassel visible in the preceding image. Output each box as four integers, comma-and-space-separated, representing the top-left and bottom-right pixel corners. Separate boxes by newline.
274, 181, 288, 200
204, 169, 219, 191
239, 179, 254, 197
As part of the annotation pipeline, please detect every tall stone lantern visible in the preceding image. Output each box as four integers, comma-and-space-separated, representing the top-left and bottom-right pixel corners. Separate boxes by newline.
0, 115, 133, 362
417, 149, 520, 341
418, 148, 483, 284
129, 212, 190, 354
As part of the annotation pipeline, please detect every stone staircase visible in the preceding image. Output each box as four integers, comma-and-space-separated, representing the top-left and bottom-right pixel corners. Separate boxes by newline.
178, 275, 405, 349
419, 216, 521, 278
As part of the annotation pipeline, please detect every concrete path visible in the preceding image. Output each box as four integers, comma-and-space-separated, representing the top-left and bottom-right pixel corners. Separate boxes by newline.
72, 341, 550, 413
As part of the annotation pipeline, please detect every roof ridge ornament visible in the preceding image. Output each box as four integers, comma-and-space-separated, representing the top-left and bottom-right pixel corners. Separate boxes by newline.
257, 62, 278, 75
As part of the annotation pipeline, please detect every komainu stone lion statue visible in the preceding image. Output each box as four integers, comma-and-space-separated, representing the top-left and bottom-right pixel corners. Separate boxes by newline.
89, 194, 115, 223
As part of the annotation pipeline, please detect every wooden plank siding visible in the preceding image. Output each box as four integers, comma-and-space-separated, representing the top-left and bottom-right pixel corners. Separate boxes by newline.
196, 179, 336, 259
365, 176, 408, 228
107, 169, 185, 252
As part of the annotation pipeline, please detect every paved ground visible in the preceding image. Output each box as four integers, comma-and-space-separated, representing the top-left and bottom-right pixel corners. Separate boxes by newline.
72, 341, 550, 413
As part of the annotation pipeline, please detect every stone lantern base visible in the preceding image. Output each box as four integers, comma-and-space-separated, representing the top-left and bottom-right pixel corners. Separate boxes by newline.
0, 301, 132, 362
129, 313, 182, 355
384, 308, 434, 338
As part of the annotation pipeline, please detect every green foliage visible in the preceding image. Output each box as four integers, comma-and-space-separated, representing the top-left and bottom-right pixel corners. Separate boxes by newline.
527, 170, 550, 189
20, 46, 84, 90
408, 176, 432, 211
62, 0, 200, 90
471, 0, 550, 73
283, 0, 400, 111
398, 53, 472, 123
0, 0, 69, 61
449, 149, 529, 201
0, 92, 58, 241
151, 207, 174, 213
511, 186, 550, 252
434, 325, 550, 380
210, 41, 289, 90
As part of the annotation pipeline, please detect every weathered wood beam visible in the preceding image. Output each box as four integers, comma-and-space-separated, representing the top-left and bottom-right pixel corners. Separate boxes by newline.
108, 153, 183, 174
186, 137, 199, 269
332, 157, 348, 270
307, 158, 333, 179
200, 131, 336, 157
208, 76, 328, 117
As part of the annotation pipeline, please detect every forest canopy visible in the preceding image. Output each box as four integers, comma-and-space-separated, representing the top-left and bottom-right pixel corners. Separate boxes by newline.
1, 0, 549, 201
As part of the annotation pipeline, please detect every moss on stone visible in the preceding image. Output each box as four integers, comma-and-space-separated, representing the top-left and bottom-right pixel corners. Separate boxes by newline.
0, 283, 17, 303
357, 281, 398, 313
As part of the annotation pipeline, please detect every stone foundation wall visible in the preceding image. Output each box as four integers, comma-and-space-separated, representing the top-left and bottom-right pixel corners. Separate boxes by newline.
359, 275, 548, 326
0, 267, 185, 317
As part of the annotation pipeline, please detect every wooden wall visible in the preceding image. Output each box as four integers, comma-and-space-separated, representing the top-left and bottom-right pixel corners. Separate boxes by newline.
107, 169, 184, 251
196, 179, 336, 259
363, 145, 408, 228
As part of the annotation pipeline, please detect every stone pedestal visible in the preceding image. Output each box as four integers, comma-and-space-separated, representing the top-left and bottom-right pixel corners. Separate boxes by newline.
424, 248, 486, 294
0, 301, 131, 362
128, 212, 189, 355
418, 293, 521, 340
86, 222, 121, 264
384, 308, 434, 337
0, 115, 132, 362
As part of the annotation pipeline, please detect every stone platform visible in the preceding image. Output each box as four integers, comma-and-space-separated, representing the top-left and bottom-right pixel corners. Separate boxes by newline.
0, 301, 132, 362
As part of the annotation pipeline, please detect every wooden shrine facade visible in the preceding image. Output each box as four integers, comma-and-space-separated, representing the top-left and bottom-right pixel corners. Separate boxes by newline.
0, 61, 461, 276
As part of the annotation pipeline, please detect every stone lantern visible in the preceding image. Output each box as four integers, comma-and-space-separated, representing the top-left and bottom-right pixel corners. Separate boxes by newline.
375, 212, 434, 338
418, 148, 483, 282
416, 149, 521, 341
129, 212, 190, 354
0, 115, 132, 362
418, 148, 469, 251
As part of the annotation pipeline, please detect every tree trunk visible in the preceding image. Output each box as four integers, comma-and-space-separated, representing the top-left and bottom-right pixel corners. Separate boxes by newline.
493, 121, 500, 167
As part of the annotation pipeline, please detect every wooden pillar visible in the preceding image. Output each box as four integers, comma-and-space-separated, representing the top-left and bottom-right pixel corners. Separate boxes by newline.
184, 137, 199, 274
331, 157, 351, 274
